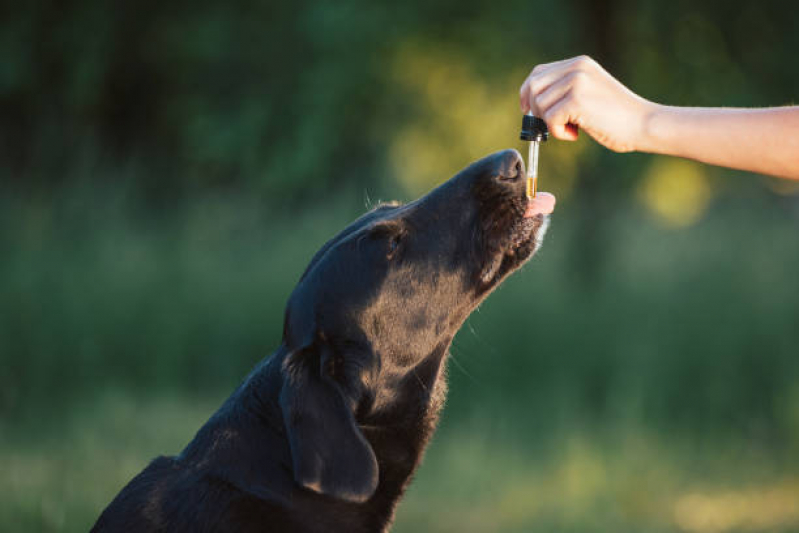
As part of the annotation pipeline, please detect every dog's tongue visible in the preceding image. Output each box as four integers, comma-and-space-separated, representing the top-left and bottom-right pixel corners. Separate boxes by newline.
523, 192, 556, 217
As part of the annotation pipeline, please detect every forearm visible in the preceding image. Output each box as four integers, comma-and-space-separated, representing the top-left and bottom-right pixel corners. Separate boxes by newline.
640, 105, 799, 179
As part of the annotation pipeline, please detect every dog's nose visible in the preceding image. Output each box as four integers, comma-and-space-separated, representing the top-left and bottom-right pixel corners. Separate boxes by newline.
490, 149, 524, 182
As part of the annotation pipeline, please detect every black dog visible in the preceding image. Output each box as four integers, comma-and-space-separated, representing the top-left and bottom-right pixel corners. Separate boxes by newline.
92, 149, 551, 532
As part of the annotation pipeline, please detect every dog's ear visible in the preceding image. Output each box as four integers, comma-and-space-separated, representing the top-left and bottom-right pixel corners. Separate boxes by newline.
279, 344, 378, 503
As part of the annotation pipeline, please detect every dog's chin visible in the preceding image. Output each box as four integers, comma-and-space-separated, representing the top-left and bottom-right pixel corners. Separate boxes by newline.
478, 213, 549, 288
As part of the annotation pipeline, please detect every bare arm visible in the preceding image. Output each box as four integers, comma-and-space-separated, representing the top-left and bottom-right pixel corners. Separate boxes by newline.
519, 55, 799, 180
642, 106, 799, 179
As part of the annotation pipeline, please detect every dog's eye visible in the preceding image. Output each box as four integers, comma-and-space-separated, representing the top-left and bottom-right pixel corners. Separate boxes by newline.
387, 234, 403, 258
366, 222, 406, 259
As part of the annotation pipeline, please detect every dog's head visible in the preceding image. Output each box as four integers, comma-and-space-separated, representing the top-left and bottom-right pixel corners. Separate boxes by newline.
279, 149, 552, 502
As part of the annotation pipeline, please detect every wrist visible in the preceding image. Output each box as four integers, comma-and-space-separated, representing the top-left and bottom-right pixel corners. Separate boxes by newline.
637, 102, 670, 154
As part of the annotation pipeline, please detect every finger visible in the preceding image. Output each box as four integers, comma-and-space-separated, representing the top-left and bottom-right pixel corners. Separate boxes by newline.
521, 71, 567, 115
542, 95, 581, 141
530, 55, 584, 76
564, 122, 580, 139
520, 56, 587, 112
529, 55, 592, 85
522, 59, 588, 115
533, 71, 579, 117
523, 71, 569, 116
519, 77, 532, 113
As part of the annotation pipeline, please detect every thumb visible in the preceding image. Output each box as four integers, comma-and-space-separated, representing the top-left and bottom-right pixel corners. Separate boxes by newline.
564, 122, 580, 139
543, 100, 580, 142
549, 121, 580, 141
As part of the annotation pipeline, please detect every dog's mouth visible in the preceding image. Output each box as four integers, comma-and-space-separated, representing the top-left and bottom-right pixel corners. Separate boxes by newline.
478, 195, 552, 287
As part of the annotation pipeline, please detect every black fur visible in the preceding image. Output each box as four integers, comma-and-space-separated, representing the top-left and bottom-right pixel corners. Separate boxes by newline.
92, 149, 551, 532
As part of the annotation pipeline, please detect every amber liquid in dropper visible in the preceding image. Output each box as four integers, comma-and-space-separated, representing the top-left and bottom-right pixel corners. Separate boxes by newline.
526, 140, 539, 199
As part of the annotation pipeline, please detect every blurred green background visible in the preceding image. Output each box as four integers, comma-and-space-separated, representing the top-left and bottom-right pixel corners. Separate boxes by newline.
2, 1, 799, 531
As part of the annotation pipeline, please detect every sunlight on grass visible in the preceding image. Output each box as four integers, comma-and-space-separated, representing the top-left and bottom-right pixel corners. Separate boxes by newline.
393, 426, 799, 533
2, 394, 799, 532
0, 392, 220, 532
387, 40, 584, 199
637, 157, 713, 228
674, 481, 799, 532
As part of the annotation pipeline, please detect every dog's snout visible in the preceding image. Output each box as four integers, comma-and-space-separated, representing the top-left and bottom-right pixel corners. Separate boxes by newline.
491, 149, 524, 182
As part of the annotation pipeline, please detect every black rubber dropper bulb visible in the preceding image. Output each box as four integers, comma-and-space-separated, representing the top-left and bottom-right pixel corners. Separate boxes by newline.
520, 114, 549, 143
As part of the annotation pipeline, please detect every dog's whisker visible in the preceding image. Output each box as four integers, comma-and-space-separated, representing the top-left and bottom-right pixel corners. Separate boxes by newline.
411, 367, 430, 394
463, 319, 498, 359
465, 319, 484, 347
447, 348, 480, 385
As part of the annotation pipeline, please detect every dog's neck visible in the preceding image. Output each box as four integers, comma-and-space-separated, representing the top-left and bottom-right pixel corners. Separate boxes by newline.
215, 341, 451, 532
357, 342, 451, 530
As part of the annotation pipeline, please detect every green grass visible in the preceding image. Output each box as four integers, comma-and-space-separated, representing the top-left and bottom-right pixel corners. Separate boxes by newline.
2, 392, 799, 532
0, 392, 220, 532
3, 189, 799, 531
397, 420, 799, 532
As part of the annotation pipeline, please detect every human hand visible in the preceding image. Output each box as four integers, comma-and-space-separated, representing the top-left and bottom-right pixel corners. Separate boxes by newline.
519, 55, 655, 153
